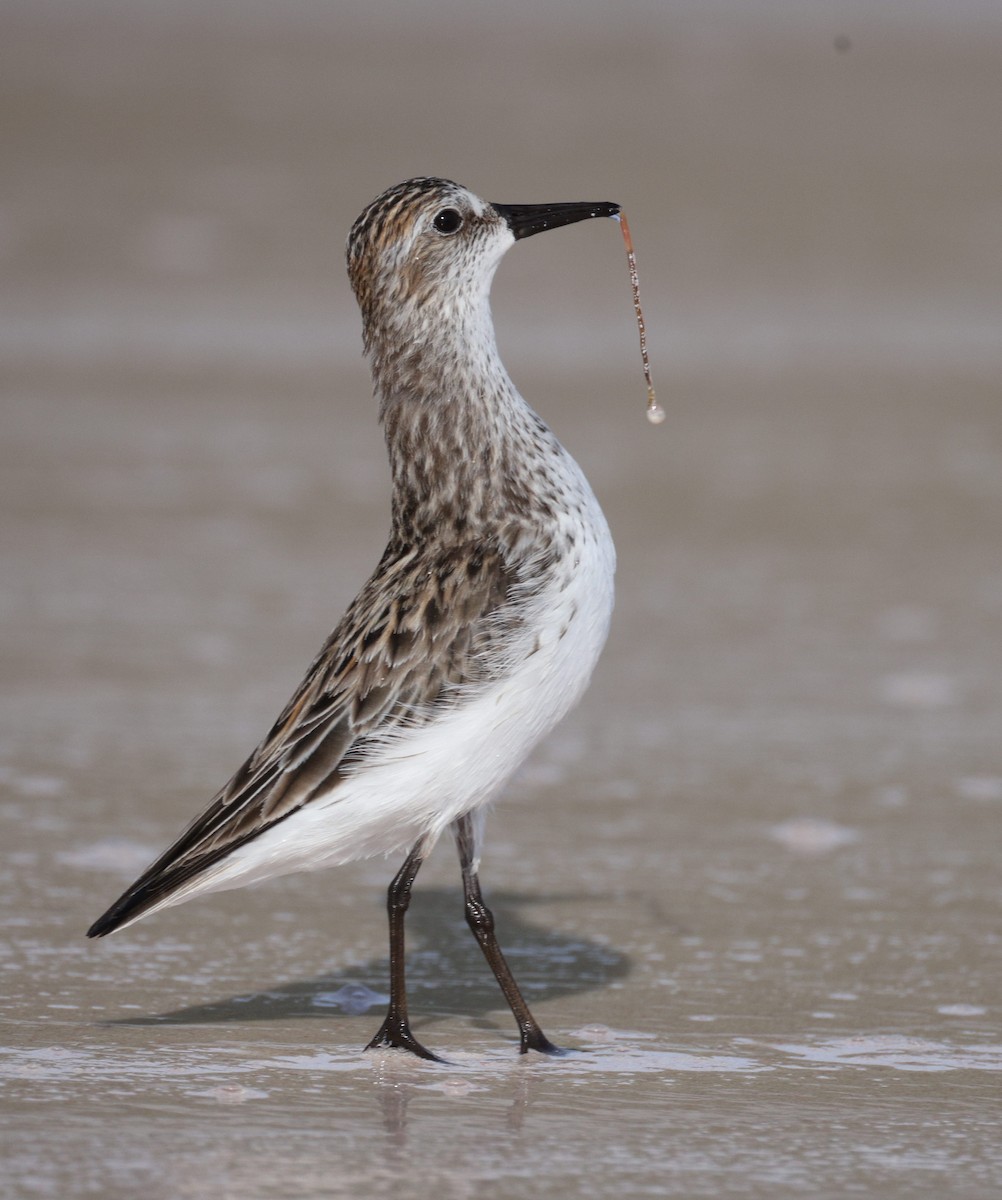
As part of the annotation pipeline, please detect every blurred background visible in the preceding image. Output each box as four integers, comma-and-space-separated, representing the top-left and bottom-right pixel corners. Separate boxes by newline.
2, 1, 1001, 1197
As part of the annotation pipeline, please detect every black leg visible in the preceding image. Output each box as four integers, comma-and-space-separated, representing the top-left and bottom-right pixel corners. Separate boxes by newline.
366, 838, 441, 1061
454, 813, 563, 1055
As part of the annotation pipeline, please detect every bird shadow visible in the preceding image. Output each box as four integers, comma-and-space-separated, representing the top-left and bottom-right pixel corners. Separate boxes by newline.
109, 886, 631, 1032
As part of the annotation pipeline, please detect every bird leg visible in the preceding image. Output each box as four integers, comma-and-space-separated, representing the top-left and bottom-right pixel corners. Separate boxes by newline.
453, 813, 563, 1055
366, 838, 441, 1061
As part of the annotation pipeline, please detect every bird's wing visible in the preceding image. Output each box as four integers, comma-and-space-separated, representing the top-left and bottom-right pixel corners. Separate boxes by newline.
87, 540, 516, 935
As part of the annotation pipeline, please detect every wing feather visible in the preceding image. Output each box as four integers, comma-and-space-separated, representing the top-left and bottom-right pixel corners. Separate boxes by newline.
86, 540, 515, 936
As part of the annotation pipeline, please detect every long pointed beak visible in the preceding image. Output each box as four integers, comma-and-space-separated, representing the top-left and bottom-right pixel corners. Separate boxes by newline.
491, 200, 620, 240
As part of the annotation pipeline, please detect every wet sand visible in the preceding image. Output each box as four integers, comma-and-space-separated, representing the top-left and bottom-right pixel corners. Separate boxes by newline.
2, 2, 1001, 1196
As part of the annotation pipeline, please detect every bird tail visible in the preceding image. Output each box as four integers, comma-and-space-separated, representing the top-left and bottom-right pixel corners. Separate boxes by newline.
85, 837, 254, 937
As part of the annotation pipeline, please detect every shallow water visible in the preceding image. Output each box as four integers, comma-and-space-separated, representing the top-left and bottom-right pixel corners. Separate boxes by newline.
2, 2, 1001, 1197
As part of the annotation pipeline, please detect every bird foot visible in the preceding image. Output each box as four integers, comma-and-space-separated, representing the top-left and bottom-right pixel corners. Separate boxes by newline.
519, 1029, 567, 1056
366, 1015, 444, 1063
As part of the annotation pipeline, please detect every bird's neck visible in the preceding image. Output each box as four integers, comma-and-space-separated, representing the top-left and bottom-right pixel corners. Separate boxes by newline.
367, 305, 560, 548
365, 285, 501, 405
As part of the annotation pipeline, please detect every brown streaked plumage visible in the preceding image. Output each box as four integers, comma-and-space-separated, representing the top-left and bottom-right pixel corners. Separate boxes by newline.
88, 177, 621, 1061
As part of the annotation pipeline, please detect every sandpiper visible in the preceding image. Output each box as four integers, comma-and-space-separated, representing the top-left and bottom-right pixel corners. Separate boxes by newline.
88, 177, 620, 1060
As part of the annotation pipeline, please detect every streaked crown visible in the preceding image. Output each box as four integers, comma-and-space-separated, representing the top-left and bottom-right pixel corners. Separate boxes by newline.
346, 177, 467, 267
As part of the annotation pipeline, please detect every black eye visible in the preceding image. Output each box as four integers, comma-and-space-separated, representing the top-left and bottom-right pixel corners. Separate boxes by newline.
433, 207, 463, 234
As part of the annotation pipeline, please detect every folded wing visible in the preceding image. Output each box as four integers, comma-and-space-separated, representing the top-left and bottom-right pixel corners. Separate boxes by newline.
87, 540, 515, 936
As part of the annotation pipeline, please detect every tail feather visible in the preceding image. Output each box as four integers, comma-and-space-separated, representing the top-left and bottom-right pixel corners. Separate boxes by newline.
85, 826, 273, 938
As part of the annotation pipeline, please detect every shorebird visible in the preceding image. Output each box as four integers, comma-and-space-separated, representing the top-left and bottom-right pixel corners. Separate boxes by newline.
88, 177, 620, 1060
